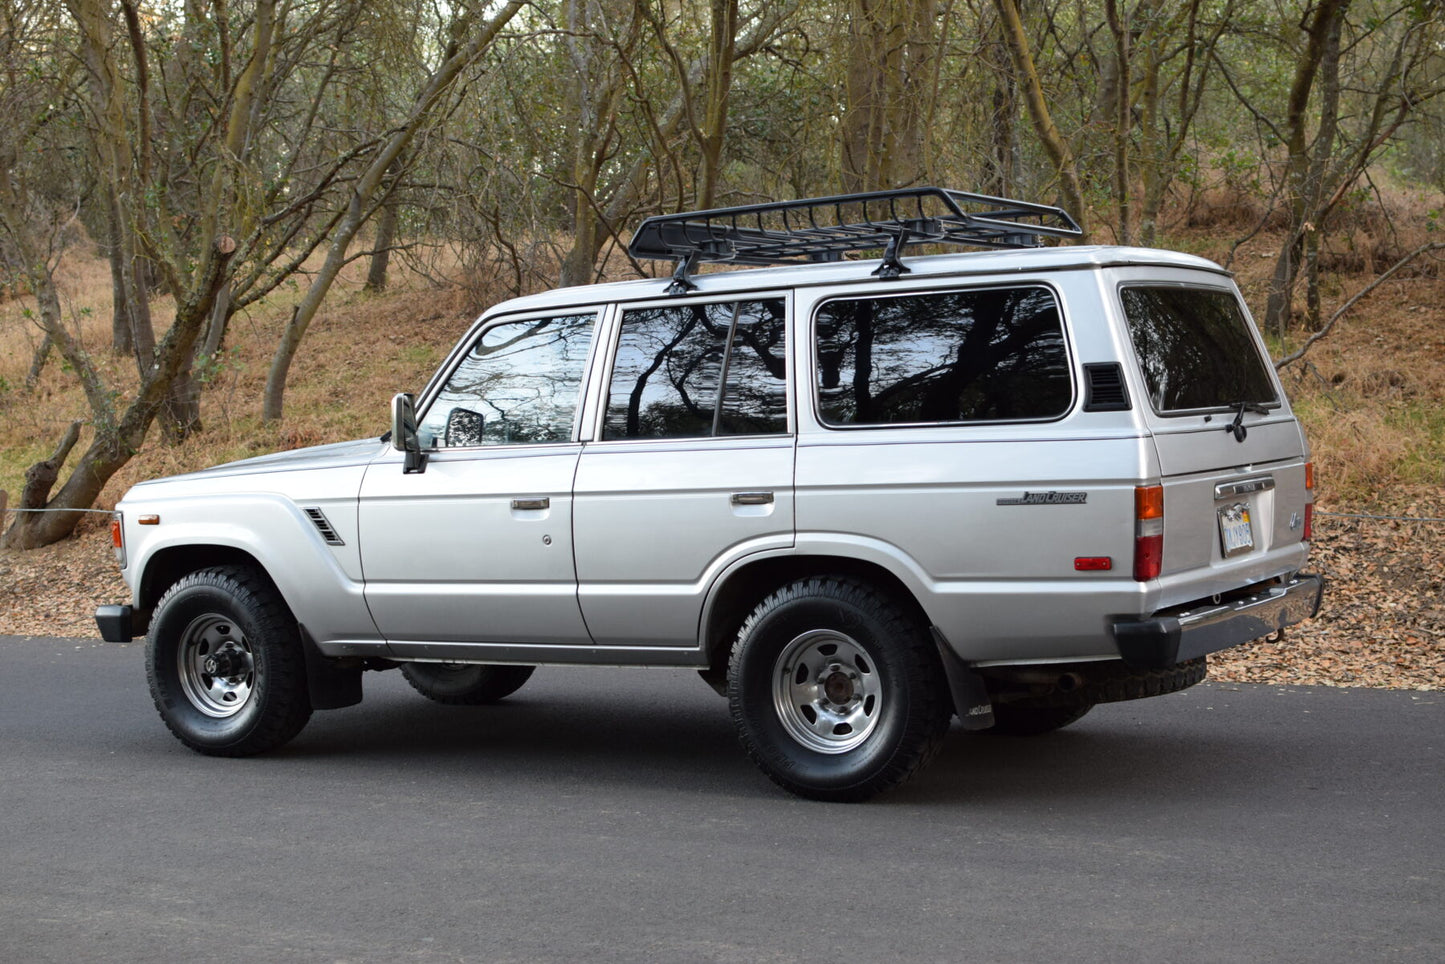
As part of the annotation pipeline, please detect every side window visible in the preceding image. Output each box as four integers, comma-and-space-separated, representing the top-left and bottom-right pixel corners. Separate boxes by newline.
815, 286, 1071, 426
602, 299, 787, 439
419, 313, 596, 448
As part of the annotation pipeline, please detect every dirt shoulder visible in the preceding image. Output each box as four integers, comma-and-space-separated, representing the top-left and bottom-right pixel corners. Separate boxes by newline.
2, 498, 1439, 690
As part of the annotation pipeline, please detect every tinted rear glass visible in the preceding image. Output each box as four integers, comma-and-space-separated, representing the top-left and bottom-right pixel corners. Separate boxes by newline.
1121, 286, 1278, 413
815, 286, 1071, 426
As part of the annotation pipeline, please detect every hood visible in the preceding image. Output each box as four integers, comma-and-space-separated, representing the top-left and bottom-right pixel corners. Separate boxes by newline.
137, 437, 388, 486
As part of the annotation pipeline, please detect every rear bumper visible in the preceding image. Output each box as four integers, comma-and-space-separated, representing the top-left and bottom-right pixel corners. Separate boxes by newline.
1112, 573, 1324, 670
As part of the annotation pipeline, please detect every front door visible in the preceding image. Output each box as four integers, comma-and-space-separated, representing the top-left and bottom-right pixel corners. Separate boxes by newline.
359, 311, 599, 649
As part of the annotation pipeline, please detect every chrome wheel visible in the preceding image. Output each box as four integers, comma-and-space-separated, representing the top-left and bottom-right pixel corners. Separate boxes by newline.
176, 614, 255, 718
772, 629, 883, 753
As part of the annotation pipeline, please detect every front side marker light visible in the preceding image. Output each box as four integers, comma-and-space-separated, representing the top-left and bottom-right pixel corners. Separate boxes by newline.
110, 513, 126, 568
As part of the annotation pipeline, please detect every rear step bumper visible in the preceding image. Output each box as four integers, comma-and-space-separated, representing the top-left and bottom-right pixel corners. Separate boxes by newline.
1112, 574, 1324, 670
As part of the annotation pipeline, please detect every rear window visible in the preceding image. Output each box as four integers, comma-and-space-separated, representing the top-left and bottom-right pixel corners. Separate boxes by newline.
814, 286, 1071, 426
1121, 286, 1278, 413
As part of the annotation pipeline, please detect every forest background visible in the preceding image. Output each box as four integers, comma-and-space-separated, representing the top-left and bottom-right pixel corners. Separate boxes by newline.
0, 0, 1441, 686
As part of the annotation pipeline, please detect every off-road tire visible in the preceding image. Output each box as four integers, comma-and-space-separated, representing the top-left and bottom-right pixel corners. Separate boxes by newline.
728, 577, 951, 802
146, 566, 312, 756
399, 663, 535, 705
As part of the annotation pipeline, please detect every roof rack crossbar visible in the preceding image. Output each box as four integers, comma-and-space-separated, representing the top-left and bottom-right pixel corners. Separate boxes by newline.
630, 187, 1081, 290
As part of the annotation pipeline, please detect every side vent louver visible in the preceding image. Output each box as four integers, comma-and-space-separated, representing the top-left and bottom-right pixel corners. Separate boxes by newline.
1083, 362, 1131, 412
303, 507, 345, 547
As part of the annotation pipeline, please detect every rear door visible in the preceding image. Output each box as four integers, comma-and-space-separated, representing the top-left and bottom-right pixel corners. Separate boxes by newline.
571, 295, 794, 650
1117, 277, 1313, 601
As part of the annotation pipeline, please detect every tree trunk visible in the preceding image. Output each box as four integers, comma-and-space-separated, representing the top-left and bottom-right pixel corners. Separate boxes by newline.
984, 24, 1018, 198
25, 334, 53, 392
262, 1, 525, 422
992, 0, 1088, 236
1104, 0, 1131, 244
364, 199, 400, 292
105, 199, 133, 355
1262, 0, 1350, 338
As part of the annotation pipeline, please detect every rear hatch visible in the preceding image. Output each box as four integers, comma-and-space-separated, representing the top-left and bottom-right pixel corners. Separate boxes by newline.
1118, 281, 1313, 607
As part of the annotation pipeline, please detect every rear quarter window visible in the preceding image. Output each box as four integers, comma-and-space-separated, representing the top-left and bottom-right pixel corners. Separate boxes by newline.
1120, 286, 1278, 414
814, 285, 1071, 426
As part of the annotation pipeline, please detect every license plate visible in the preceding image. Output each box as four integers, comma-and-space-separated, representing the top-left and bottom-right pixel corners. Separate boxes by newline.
1218, 503, 1254, 557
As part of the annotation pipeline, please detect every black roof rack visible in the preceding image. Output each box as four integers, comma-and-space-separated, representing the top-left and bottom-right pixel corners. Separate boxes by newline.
628, 187, 1083, 293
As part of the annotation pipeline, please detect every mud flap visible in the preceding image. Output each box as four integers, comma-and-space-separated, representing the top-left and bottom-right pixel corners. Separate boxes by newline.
931, 629, 994, 730
298, 625, 363, 710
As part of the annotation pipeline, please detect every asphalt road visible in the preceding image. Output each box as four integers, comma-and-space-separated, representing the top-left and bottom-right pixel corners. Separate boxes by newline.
1, 636, 1441, 963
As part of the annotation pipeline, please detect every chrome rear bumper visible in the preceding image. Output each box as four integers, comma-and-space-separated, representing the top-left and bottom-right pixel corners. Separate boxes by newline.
1112, 574, 1324, 669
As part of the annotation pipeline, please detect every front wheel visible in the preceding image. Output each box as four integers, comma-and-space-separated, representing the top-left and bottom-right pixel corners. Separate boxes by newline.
146, 566, 313, 756
400, 663, 535, 705
728, 577, 951, 802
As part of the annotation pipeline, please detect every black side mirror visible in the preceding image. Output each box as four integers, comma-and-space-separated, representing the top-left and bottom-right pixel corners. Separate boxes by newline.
391, 393, 427, 474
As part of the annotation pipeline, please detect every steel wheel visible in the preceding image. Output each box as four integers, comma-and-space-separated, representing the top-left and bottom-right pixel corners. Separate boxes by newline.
772, 629, 883, 753
147, 566, 312, 756
177, 614, 256, 718
729, 577, 951, 801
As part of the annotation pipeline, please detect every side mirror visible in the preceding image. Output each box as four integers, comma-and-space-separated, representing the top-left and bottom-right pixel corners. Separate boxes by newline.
390, 393, 427, 474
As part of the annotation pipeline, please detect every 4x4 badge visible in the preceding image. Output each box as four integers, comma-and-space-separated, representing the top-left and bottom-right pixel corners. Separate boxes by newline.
997, 491, 1088, 506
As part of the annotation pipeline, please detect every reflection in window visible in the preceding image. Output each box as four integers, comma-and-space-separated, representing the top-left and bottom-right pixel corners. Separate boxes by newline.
1120, 287, 1278, 413
419, 313, 595, 447
603, 300, 787, 439
815, 287, 1071, 425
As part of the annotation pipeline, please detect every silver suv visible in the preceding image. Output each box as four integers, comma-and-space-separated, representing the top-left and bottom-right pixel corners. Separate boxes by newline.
97, 189, 1322, 800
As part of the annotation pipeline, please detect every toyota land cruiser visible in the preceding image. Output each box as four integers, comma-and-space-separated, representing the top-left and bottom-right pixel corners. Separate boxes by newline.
97, 188, 1323, 800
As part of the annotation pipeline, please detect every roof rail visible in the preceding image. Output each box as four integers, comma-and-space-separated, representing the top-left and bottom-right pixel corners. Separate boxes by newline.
628, 187, 1083, 293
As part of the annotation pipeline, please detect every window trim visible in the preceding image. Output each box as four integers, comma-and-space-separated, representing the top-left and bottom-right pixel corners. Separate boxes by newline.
1116, 281, 1281, 419
809, 282, 1076, 431
415, 308, 604, 450
592, 292, 794, 444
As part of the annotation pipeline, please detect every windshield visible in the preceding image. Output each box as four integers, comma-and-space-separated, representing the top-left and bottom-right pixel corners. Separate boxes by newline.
1120, 286, 1278, 414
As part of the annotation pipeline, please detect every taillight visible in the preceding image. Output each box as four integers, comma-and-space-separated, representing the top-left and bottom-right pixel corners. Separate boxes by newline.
110, 512, 126, 569
1134, 485, 1164, 582
1303, 461, 1315, 542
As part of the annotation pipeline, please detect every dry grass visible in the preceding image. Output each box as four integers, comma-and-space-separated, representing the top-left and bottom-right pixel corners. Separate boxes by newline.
1, 194, 1442, 688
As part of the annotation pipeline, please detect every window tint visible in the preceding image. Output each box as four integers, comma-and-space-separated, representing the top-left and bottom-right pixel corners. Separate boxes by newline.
1121, 287, 1278, 413
603, 300, 787, 439
419, 313, 595, 447
815, 286, 1071, 425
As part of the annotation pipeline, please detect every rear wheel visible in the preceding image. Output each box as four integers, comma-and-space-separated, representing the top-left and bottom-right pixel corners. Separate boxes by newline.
399, 663, 535, 705
728, 577, 951, 802
146, 566, 312, 756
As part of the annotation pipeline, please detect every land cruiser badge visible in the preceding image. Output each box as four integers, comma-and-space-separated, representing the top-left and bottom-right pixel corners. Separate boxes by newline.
996, 491, 1088, 506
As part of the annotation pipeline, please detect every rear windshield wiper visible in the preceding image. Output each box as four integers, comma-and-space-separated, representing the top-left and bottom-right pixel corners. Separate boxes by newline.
1221, 401, 1270, 441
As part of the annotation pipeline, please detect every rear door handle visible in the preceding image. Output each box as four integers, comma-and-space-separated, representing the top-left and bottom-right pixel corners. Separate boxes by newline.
730, 491, 773, 506
511, 497, 550, 510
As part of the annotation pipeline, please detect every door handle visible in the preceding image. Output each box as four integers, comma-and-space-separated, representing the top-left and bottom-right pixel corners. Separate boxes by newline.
730, 491, 774, 506
511, 497, 550, 510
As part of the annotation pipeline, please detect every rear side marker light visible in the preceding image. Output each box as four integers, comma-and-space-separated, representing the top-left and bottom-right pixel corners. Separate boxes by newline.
1134, 485, 1164, 582
1075, 557, 1112, 571
1303, 461, 1315, 542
